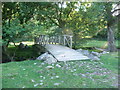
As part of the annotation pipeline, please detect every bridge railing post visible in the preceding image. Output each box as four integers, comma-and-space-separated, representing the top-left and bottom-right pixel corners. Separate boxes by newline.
70, 35, 73, 48
37, 34, 73, 48
63, 35, 66, 46
58, 36, 61, 44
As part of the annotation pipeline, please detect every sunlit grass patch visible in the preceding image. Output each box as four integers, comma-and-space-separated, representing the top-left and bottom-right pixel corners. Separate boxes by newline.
9, 41, 34, 46
77, 38, 119, 49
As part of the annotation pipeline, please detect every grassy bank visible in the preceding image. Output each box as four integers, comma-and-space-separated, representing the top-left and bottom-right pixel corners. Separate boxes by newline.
2, 52, 118, 88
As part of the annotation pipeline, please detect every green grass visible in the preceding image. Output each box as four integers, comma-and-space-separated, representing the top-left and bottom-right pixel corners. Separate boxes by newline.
2, 52, 118, 88
100, 52, 118, 72
2, 39, 119, 88
76, 38, 119, 49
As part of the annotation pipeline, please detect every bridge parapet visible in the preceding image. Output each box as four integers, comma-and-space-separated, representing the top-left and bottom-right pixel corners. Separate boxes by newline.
34, 35, 73, 48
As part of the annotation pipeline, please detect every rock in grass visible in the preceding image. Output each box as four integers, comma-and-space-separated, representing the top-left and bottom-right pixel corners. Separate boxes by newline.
40, 76, 43, 78
102, 51, 109, 54
36, 52, 48, 60
39, 83, 43, 85
43, 77, 46, 79
54, 83, 60, 86
50, 77, 54, 79
82, 50, 90, 55
76, 49, 90, 56
56, 64, 61, 68
76, 49, 82, 53
76, 49, 100, 60
34, 63, 37, 65
55, 76, 59, 78
34, 83, 38, 87
61, 81, 64, 83
87, 54, 100, 60
40, 80, 43, 82
44, 54, 57, 64
46, 66, 54, 69
31, 79, 35, 82
91, 51, 101, 57
37, 52, 57, 64
22, 86, 25, 88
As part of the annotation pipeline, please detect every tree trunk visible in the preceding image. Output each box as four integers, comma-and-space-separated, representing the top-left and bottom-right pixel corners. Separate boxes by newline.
104, 3, 117, 52
107, 25, 117, 52
73, 33, 77, 49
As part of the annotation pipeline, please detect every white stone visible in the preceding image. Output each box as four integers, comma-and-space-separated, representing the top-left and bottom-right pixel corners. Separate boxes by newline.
39, 83, 43, 85
43, 77, 45, 79
23, 69, 26, 70
22, 86, 25, 88
55, 76, 59, 78
52, 73, 56, 75
87, 54, 100, 60
76, 49, 83, 53
46, 66, 54, 69
54, 83, 60, 86
44, 54, 57, 64
91, 51, 101, 57
41, 62, 45, 65
37, 52, 57, 64
81, 74, 86, 77
102, 51, 109, 54
77, 49, 90, 55
34, 63, 37, 65
73, 69, 76, 71
56, 64, 61, 68
34, 84, 38, 87
36, 52, 48, 60
50, 77, 54, 79
52, 64, 54, 66
76, 49, 101, 60
40, 76, 43, 78
61, 81, 64, 83
40, 80, 43, 82
31, 79, 35, 82
82, 50, 90, 55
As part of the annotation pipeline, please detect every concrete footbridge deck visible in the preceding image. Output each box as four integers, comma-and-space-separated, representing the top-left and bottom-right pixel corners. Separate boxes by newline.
45, 44, 89, 61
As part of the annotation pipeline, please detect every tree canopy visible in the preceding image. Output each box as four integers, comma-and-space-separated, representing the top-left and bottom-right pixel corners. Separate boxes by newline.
2, 2, 119, 51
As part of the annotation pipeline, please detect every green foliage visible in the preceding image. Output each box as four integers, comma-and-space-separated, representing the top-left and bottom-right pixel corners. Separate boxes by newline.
7, 46, 34, 61
3, 19, 25, 42
2, 2, 118, 48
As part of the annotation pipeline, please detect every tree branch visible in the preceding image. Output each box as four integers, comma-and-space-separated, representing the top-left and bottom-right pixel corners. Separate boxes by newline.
111, 9, 120, 14
47, 15, 59, 26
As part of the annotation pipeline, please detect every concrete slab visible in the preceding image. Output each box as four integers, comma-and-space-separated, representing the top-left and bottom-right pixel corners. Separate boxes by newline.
45, 44, 89, 61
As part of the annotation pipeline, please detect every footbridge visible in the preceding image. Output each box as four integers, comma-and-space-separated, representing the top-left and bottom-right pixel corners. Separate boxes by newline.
34, 35, 89, 61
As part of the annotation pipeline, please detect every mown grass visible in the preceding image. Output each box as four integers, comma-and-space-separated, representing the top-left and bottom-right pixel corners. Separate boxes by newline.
2, 38, 119, 88
76, 38, 119, 49
100, 52, 118, 73
2, 52, 118, 88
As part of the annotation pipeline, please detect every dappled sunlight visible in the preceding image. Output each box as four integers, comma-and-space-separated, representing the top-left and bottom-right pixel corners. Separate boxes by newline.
9, 41, 34, 46
2, 2, 119, 88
